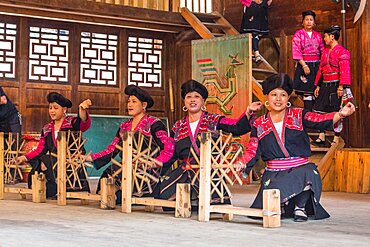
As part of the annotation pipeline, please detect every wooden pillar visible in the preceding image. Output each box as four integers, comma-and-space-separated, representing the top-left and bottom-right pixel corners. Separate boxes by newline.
121, 131, 133, 213
0, 132, 4, 200
198, 132, 212, 222
175, 183, 191, 218
360, 4, 370, 147
100, 177, 116, 209
262, 189, 281, 228
57, 131, 67, 206
32, 172, 46, 203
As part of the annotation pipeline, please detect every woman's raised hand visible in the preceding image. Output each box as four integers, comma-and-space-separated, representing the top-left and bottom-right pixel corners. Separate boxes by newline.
246, 101, 263, 116
79, 99, 92, 110
339, 102, 356, 118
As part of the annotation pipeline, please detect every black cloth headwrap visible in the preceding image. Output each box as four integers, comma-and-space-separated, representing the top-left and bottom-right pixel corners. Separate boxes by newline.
47, 92, 72, 108
324, 25, 341, 34
302, 10, 316, 20
181, 80, 208, 100
124, 85, 154, 109
324, 25, 341, 40
262, 73, 293, 95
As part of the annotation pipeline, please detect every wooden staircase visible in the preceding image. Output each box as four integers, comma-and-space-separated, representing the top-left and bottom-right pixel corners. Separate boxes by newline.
180, 7, 343, 186
180, 7, 277, 105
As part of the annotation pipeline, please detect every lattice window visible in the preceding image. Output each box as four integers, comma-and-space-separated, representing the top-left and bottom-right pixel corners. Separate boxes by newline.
29, 26, 69, 83
0, 22, 17, 79
80, 32, 117, 85
128, 36, 162, 88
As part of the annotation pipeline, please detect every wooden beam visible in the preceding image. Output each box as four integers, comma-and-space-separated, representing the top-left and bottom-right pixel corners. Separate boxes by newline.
4, 187, 33, 194
180, 7, 214, 39
131, 197, 176, 208
66, 192, 101, 201
0, 0, 190, 33
210, 205, 263, 217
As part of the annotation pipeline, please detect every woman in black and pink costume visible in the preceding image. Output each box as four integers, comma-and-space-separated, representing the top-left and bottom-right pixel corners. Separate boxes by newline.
238, 73, 355, 222
84, 85, 175, 203
159, 80, 262, 206
16, 92, 92, 198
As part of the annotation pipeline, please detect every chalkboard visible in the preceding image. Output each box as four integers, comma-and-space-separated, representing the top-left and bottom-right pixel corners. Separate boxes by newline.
80, 114, 169, 178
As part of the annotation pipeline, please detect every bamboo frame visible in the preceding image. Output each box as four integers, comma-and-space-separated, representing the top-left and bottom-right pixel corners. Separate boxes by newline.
57, 131, 115, 208
197, 131, 281, 228
0, 132, 46, 202
119, 131, 191, 217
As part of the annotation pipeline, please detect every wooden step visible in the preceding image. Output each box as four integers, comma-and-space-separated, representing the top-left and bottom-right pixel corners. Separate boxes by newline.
203, 22, 226, 29
194, 12, 220, 22
311, 146, 330, 152
252, 68, 278, 74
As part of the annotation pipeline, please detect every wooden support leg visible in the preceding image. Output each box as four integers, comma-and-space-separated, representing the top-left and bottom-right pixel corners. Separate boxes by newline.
223, 213, 233, 221
262, 189, 281, 228
175, 183, 191, 218
145, 205, 155, 212
57, 132, 67, 206
198, 132, 212, 222
100, 177, 116, 209
121, 132, 133, 213
32, 172, 46, 203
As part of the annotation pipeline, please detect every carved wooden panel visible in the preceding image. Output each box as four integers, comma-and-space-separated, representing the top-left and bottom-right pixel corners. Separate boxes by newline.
0, 22, 17, 80
28, 26, 69, 83
80, 31, 118, 85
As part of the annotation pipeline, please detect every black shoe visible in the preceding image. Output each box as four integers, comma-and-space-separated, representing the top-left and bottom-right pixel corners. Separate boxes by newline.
311, 138, 325, 147
294, 209, 308, 222
254, 55, 263, 65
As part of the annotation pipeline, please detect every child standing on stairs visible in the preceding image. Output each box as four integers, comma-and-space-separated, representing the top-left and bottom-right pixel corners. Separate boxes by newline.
292, 10, 324, 112
240, 0, 272, 64
312, 25, 352, 146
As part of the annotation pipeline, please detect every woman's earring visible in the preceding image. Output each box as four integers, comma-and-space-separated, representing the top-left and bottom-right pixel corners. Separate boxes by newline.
182, 106, 188, 112
143, 108, 146, 112
264, 101, 269, 107
201, 105, 207, 111
287, 102, 292, 108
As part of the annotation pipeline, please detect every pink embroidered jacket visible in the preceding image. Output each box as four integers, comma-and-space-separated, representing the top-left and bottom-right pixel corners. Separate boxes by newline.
292, 29, 324, 61
314, 44, 351, 86
91, 114, 174, 170
25, 114, 91, 161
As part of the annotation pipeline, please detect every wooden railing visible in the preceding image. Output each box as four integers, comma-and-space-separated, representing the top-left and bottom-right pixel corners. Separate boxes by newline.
87, 0, 212, 13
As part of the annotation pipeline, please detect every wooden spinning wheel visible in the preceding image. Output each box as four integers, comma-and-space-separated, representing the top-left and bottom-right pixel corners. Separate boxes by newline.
63, 131, 92, 190
3, 133, 25, 184
186, 131, 244, 203
113, 131, 161, 196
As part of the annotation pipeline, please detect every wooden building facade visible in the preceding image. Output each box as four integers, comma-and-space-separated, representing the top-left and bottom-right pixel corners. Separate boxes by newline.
0, 0, 369, 148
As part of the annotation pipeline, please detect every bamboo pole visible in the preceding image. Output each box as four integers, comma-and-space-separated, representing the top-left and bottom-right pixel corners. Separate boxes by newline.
121, 131, 133, 213
57, 131, 67, 206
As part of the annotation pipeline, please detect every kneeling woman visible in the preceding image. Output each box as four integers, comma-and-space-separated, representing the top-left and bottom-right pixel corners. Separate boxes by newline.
160, 80, 262, 205
16, 92, 92, 198
84, 85, 174, 203
239, 74, 355, 221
